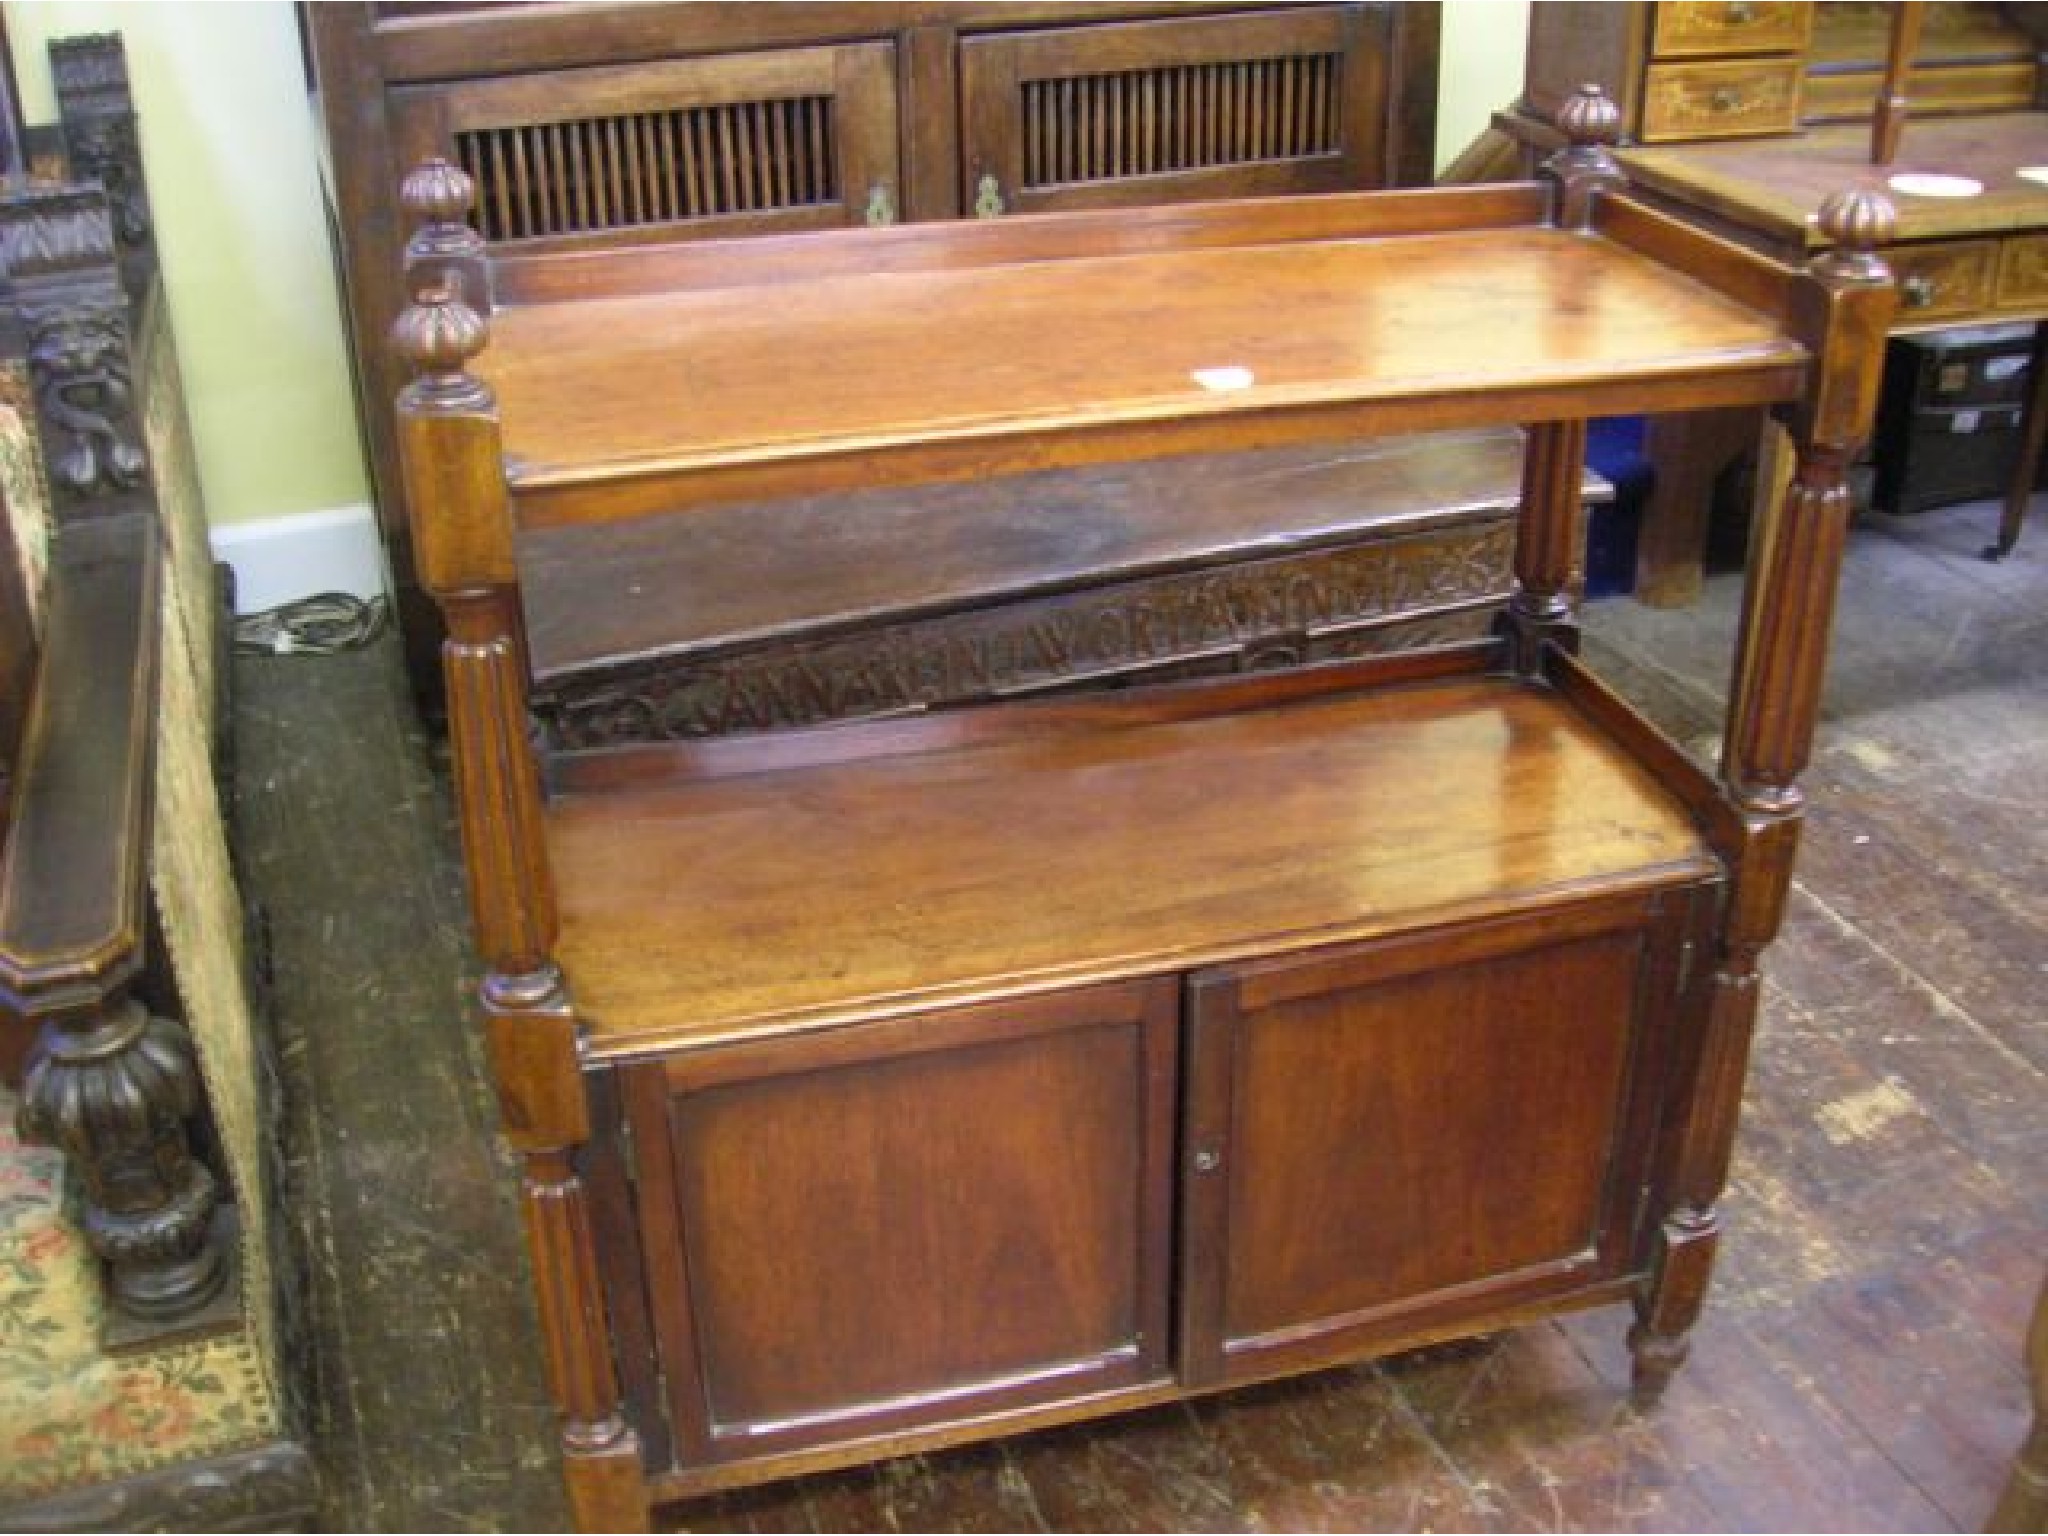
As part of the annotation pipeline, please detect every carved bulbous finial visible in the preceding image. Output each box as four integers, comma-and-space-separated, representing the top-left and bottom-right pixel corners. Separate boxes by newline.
1557, 83, 1623, 150
1545, 84, 1626, 231
1818, 186, 1897, 255
1814, 186, 1898, 283
394, 288, 491, 410
400, 157, 475, 226
394, 288, 487, 375
400, 158, 492, 315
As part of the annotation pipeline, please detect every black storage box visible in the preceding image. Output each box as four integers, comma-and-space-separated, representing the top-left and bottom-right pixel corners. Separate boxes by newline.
1873, 323, 2041, 516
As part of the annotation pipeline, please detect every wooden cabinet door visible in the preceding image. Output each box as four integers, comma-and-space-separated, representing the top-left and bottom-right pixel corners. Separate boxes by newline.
1178, 889, 1708, 1388
959, 6, 1391, 216
616, 978, 1176, 1470
388, 42, 900, 249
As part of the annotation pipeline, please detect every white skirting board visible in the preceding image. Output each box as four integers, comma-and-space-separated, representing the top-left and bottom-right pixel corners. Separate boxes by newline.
209, 505, 391, 616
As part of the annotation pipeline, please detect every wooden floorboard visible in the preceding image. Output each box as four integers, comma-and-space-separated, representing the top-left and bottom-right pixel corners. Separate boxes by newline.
232, 495, 2044, 1532
233, 636, 571, 1533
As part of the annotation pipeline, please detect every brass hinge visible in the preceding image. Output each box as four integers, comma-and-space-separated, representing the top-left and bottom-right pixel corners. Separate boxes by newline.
974, 172, 1006, 219
865, 181, 897, 227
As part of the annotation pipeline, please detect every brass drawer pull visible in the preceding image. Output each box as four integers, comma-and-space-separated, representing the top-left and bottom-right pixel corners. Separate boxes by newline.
1726, 2, 1757, 24
1710, 86, 1745, 113
1902, 274, 1938, 308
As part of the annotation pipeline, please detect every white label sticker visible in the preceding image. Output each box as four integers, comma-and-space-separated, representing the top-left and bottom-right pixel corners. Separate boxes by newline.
1953, 410, 1982, 433
1888, 172, 1985, 198
1191, 366, 1256, 392
1987, 356, 2029, 382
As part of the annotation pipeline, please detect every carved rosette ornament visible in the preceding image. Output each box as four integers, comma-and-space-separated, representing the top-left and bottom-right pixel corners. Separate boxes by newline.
18, 996, 226, 1318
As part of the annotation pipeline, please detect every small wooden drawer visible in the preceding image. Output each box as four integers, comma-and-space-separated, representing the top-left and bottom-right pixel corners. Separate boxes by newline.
1995, 236, 2048, 315
1652, 2, 1813, 59
1640, 58, 1802, 141
1889, 240, 1999, 322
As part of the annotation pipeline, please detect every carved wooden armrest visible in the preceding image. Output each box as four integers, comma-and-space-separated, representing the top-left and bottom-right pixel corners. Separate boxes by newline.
0, 511, 227, 1335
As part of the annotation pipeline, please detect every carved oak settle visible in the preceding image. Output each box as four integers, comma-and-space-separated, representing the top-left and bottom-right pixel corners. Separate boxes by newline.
0, 179, 232, 1336
392, 89, 1895, 1529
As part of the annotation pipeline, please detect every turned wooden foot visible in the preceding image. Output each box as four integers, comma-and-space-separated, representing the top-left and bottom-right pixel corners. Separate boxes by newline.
1626, 1318, 1692, 1406
1629, 1205, 1722, 1405
564, 1437, 650, 1533
1987, 321, 2048, 564
1990, 1273, 2048, 1532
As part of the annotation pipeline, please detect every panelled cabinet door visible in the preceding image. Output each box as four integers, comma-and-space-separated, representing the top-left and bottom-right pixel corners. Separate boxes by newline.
960, 5, 1390, 217
388, 42, 901, 250
616, 979, 1177, 1470
1178, 889, 1707, 1388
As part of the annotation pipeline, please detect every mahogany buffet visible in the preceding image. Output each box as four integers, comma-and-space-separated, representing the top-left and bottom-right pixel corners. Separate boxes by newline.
389, 88, 1898, 1529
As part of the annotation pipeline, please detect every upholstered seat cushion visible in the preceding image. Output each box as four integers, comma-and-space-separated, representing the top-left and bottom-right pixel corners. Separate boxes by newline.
0, 1093, 284, 1504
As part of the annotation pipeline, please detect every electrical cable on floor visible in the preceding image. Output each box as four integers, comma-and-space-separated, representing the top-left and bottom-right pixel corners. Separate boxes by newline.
232, 592, 390, 656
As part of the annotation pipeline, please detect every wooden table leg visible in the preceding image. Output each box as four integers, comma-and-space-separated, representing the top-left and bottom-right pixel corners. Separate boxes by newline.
1989, 1272, 2048, 1532
1989, 320, 2048, 561
1637, 406, 1764, 607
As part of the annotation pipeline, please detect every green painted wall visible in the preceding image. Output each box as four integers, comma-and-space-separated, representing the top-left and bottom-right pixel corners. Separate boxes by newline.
4, 0, 368, 528
1438, 0, 1532, 173
0, 1, 1527, 531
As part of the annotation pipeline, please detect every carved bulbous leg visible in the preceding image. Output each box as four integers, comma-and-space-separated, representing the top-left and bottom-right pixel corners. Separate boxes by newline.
17, 993, 227, 1322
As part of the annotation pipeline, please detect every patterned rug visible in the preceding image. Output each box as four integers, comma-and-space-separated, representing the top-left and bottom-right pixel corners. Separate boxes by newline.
0, 1091, 282, 1505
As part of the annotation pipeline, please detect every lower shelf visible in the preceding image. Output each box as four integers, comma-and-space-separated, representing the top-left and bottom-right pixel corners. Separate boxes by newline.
545, 646, 1722, 1056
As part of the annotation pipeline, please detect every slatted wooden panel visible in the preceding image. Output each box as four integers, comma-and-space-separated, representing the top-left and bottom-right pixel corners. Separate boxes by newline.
388, 41, 897, 248
454, 96, 837, 242
1021, 53, 1342, 189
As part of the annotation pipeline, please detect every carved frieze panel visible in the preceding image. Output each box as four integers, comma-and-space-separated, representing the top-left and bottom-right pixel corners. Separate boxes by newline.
534, 517, 1516, 748
51, 34, 151, 252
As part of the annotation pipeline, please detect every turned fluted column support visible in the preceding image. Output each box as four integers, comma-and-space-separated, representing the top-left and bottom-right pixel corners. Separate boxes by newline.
1502, 84, 1619, 675
393, 161, 646, 1532
1507, 418, 1588, 674
1725, 187, 1897, 815
1630, 188, 1898, 1401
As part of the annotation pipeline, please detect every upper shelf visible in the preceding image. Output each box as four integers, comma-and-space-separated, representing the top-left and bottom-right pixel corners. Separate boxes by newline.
467, 185, 1815, 525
